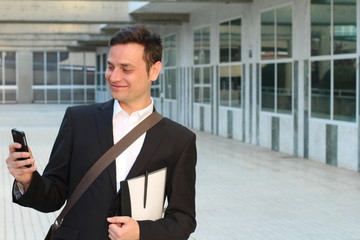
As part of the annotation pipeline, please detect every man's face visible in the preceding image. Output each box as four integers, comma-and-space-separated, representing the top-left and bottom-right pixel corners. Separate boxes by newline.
105, 43, 162, 113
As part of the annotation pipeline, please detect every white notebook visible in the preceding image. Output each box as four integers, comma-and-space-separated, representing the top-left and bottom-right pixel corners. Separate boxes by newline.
120, 167, 167, 221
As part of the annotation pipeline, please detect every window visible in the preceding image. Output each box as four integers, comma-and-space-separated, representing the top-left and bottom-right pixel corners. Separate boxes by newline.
261, 5, 292, 60
163, 34, 177, 100
311, 0, 356, 56
311, 59, 356, 122
310, 0, 357, 122
164, 35, 176, 67
220, 18, 241, 63
0, 52, 17, 103
194, 27, 210, 65
219, 65, 241, 108
194, 27, 212, 104
194, 67, 211, 104
219, 18, 242, 108
33, 51, 95, 104
261, 5, 293, 114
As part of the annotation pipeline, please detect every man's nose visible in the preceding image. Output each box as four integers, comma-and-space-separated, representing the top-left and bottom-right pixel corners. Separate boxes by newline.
109, 68, 123, 81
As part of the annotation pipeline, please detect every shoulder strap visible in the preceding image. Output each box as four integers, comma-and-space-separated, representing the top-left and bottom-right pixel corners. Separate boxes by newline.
54, 111, 164, 227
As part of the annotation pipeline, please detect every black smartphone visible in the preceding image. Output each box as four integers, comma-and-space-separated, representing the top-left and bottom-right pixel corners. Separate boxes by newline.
11, 128, 31, 167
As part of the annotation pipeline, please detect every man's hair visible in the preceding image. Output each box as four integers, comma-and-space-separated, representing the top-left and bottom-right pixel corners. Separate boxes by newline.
109, 24, 163, 72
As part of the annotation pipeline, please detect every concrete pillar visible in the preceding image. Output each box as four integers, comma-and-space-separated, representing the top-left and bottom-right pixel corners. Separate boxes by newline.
17, 52, 33, 103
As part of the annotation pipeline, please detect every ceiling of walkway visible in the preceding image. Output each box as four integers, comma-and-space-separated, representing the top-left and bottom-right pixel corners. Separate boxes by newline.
0, 0, 252, 51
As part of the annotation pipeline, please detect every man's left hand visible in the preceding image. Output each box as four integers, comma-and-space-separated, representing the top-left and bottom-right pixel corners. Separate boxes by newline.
107, 216, 140, 240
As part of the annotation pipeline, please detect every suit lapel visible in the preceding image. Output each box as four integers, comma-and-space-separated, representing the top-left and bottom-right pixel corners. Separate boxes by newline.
95, 99, 117, 192
126, 120, 166, 179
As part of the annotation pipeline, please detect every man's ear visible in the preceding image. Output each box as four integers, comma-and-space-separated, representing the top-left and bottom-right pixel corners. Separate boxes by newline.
150, 61, 163, 82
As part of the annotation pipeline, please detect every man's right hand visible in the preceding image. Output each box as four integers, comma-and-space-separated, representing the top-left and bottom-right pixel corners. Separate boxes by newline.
6, 142, 37, 190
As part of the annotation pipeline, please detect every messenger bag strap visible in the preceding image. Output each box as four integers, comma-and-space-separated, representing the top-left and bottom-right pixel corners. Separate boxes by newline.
53, 111, 164, 227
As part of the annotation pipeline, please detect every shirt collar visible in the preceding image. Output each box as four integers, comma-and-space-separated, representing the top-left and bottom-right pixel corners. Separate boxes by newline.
113, 98, 154, 121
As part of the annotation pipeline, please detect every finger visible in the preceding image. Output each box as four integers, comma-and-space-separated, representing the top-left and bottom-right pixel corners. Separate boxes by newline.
107, 216, 130, 224
8, 157, 35, 170
9, 142, 22, 153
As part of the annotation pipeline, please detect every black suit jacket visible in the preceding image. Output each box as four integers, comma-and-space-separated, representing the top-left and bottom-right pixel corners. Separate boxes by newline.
14, 100, 197, 240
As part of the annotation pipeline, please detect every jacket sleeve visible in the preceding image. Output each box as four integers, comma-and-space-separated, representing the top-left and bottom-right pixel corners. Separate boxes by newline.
138, 132, 197, 240
13, 107, 73, 212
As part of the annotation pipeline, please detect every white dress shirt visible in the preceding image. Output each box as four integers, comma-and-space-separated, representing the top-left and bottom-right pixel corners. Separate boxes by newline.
112, 99, 153, 191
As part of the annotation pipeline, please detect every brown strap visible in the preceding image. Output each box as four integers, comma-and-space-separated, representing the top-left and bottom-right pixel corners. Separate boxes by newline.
54, 111, 163, 226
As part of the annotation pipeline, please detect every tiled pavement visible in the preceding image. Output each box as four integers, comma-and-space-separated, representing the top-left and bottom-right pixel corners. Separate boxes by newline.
1, 104, 360, 240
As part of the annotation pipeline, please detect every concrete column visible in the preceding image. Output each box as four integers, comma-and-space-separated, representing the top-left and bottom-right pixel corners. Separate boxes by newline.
17, 51, 33, 103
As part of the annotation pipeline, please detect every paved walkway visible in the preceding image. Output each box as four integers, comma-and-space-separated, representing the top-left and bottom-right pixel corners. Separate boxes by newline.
1, 104, 360, 240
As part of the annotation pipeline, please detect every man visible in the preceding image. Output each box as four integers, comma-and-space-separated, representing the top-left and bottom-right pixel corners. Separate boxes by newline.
6, 24, 197, 240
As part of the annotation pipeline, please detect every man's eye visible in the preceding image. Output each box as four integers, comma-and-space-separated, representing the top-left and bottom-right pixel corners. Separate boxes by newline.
107, 66, 114, 71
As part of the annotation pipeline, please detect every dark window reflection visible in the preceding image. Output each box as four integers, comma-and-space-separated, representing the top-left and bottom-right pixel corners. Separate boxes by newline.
311, 60, 331, 119
46, 52, 58, 85
230, 65, 241, 108
33, 52, 45, 85
333, 58, 356, 122
311, 0, 331, 56
5, 52, 16, 85
261, 63, 275, 112
220, 66, 230, 106
277, 63, 292, 113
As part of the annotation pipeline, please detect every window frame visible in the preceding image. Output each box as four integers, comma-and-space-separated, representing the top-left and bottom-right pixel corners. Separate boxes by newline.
260, 3, 294, 115
309, 0, 358, 124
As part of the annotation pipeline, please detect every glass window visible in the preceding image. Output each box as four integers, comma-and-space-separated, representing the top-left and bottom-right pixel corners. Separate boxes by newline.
5, 90, 16, 101
310, 0, 357, 123
165, 68, 176, 99
33, 89, 45, 102
220, 66, 230, 106
311, 0, 331, 56
0, 52, 2, 84
33, 52, 45, 85
220, 18, 241, 63
87, 89, 95, 102
219, 65, 241, 108
230, 65, 241, 108
277, 5, 292, 58
46, 52, 58, 85
311, 60, 331, 119
311, 0, 356, 56
219, 22, 230, 63
194, 26, 210, 65
261, 10, 275, 60
5, 52, 16, 85
33, 51, 96, 104
194, 66, 212, 104
86, 66, 95, 85
151, 76, 160, 98
47, 89, 58, 102
333, 0, 356, 54
231, 19, 241, 62
333, 59, 356, 121
60, 89, 71, 102
261, 63, 275, 112
262, 6, 292, 60
277, 63, 292, 113
164, 35, 176, 67
74, 89, 84, 102
60, 52, 71, 85
72, 53, 85, 85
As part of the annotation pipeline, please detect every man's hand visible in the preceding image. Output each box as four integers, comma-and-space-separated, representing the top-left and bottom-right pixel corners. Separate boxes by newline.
107, 216, 140, 240
6, 143, 36, 190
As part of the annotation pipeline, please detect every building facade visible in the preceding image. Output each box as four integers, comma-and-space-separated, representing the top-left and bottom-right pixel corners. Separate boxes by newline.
1, 0, 359, 172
